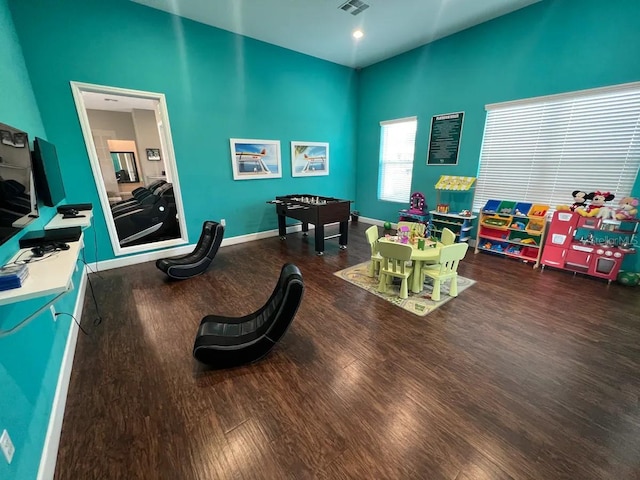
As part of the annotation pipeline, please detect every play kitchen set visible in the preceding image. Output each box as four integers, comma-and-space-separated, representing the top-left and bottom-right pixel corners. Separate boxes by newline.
540, 193, 638, 282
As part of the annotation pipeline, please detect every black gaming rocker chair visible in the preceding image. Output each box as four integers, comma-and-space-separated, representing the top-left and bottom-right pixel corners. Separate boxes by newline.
156, 220, 224, 279
193, 263, 304, 367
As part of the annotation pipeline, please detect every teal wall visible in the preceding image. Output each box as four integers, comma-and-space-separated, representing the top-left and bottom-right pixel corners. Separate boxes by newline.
9, 0, 358, 263
356, 0, 640, 226
0, 1, 85, 479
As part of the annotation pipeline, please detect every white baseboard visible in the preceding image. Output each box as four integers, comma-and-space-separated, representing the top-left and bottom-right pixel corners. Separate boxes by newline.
93, 244, 195, 272
94, 224, 305, 271
37, 266, 88, 480
358, 216, 388, 227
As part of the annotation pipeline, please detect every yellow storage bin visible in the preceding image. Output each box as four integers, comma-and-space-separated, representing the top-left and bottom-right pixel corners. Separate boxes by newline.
529, 204, 549, 218
526, 217, 545, 234
481, 215, 512, 230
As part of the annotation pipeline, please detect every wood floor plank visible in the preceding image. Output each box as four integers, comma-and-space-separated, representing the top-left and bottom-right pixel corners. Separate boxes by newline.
54, 222, 640, 479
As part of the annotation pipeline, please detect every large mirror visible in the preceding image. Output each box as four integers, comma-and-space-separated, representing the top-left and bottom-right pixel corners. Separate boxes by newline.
111, 151, 140, 183
71, 82, 189, 256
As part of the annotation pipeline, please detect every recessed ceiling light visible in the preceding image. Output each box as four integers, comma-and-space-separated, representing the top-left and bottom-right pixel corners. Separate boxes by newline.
353, 30, 364, 39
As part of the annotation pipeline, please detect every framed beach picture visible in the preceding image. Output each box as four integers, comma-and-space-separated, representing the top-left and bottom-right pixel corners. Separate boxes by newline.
230, 139, 282, 180
290, 141, 329, 177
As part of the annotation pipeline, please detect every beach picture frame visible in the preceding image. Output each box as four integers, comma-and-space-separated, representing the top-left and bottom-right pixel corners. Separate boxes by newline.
230, 138, 282, 180
290, 141, 329, 177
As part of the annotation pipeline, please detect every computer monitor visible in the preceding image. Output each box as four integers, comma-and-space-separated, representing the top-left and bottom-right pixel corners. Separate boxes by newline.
31, 137, 66, 207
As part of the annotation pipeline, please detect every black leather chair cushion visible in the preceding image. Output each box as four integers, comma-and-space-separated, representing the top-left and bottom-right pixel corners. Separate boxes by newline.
156, 220, 224, 279
193, 263, 304, 367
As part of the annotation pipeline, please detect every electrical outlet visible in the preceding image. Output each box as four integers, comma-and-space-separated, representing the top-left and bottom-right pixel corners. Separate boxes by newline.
220, 219, 226, 227
50, 305, 57, 322
0, 429, 15, 464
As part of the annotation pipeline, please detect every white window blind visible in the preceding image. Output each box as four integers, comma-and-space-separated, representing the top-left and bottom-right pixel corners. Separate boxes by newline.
378, 116, 418, 203
474, 82, 640, 212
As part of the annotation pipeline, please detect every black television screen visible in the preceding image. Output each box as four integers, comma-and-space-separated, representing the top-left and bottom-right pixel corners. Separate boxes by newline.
0, 122, 38, 246
32, 137, 66, 207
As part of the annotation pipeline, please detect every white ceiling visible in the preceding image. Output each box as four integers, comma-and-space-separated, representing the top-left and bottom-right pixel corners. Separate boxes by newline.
130, 0, 540, 68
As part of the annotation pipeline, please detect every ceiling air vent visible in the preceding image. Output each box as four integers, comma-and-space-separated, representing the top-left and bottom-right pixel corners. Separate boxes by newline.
338, 0, 370, 16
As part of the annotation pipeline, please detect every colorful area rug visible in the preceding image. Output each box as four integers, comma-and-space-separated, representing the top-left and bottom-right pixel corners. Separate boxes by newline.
334, 261, 475, 317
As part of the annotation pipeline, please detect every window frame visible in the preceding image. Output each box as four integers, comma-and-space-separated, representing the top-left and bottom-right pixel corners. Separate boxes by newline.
377, 116, 418, 204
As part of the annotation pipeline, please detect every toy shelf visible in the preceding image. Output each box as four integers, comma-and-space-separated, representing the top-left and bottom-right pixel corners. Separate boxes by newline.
478, 234, 541, 248
475, 199, 549, 268
477, 244, 539, 262
429, 210, 476, 243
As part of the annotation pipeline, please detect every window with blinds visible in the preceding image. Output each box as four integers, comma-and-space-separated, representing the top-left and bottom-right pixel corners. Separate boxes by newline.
378, 116, 418, 203
474, 82, 640, 212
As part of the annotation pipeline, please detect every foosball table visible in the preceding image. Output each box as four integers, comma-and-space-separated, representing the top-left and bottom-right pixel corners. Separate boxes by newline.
268, 194, 351, 255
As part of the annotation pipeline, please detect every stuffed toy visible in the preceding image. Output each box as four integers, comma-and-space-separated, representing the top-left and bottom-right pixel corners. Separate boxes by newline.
586, 191, 615, 217
570, 190, 588, 212
615, 196, 639, 220
557, 190, 588, 212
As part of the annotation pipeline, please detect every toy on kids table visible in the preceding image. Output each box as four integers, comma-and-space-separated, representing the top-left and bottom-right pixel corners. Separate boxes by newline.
383, 221, 392, 230
615, 197, 639, 220
585, 191, 615, 217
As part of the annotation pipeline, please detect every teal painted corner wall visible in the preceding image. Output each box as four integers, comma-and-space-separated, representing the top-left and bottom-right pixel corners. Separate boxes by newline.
355, 0, 640, 240
9, 0, 358, 264
0, 1, 84, 480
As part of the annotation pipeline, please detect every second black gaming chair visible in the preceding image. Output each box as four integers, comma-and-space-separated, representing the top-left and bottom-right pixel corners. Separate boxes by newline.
193, 263, 304, 367
156, 220, 224, 279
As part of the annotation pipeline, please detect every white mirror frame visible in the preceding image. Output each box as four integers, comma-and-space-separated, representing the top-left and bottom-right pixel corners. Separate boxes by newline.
70, 81, 189, 256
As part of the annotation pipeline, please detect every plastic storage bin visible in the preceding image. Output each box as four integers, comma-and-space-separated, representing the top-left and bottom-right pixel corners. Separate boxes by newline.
513, 202, 532, 217
497, 201, 516, 215
482, 200, 501, 213
481, 215, 511, 229
526, 218, 545, 234
529, 204, 549, 218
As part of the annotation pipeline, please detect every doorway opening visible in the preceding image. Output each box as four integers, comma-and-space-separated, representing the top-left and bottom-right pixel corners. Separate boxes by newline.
71, 82, 188, 256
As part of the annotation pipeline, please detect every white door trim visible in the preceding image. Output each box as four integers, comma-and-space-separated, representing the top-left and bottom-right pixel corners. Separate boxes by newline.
70, 81, 189, 256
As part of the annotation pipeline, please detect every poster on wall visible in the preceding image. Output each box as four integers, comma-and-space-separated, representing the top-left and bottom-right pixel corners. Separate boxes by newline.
230, 138, 282, 180
427, 111, 464, 165
290, 141, 329, 177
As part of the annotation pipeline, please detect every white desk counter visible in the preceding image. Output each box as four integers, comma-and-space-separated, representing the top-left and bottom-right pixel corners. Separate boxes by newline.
0, 235, 83, 306
45, 210, 93, 230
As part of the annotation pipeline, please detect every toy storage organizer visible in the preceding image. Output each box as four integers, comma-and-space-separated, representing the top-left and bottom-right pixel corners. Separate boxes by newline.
540, 210, 638, 283
475, 199, 549, 268
429, 211, 476, 243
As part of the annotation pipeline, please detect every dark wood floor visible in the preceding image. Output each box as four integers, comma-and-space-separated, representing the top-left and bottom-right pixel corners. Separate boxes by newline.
55, 221, 640, 480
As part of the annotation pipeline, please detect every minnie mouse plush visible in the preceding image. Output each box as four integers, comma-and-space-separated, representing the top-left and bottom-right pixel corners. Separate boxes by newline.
586, 191, 615, 217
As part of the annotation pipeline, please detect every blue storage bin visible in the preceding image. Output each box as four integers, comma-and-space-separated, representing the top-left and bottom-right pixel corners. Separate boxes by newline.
513, 202, 532, 217
483, 199, 501, 213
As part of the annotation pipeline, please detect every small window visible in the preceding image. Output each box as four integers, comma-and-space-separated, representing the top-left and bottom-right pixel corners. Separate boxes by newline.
475, 82, 640, 212
378, 116, 418, 203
